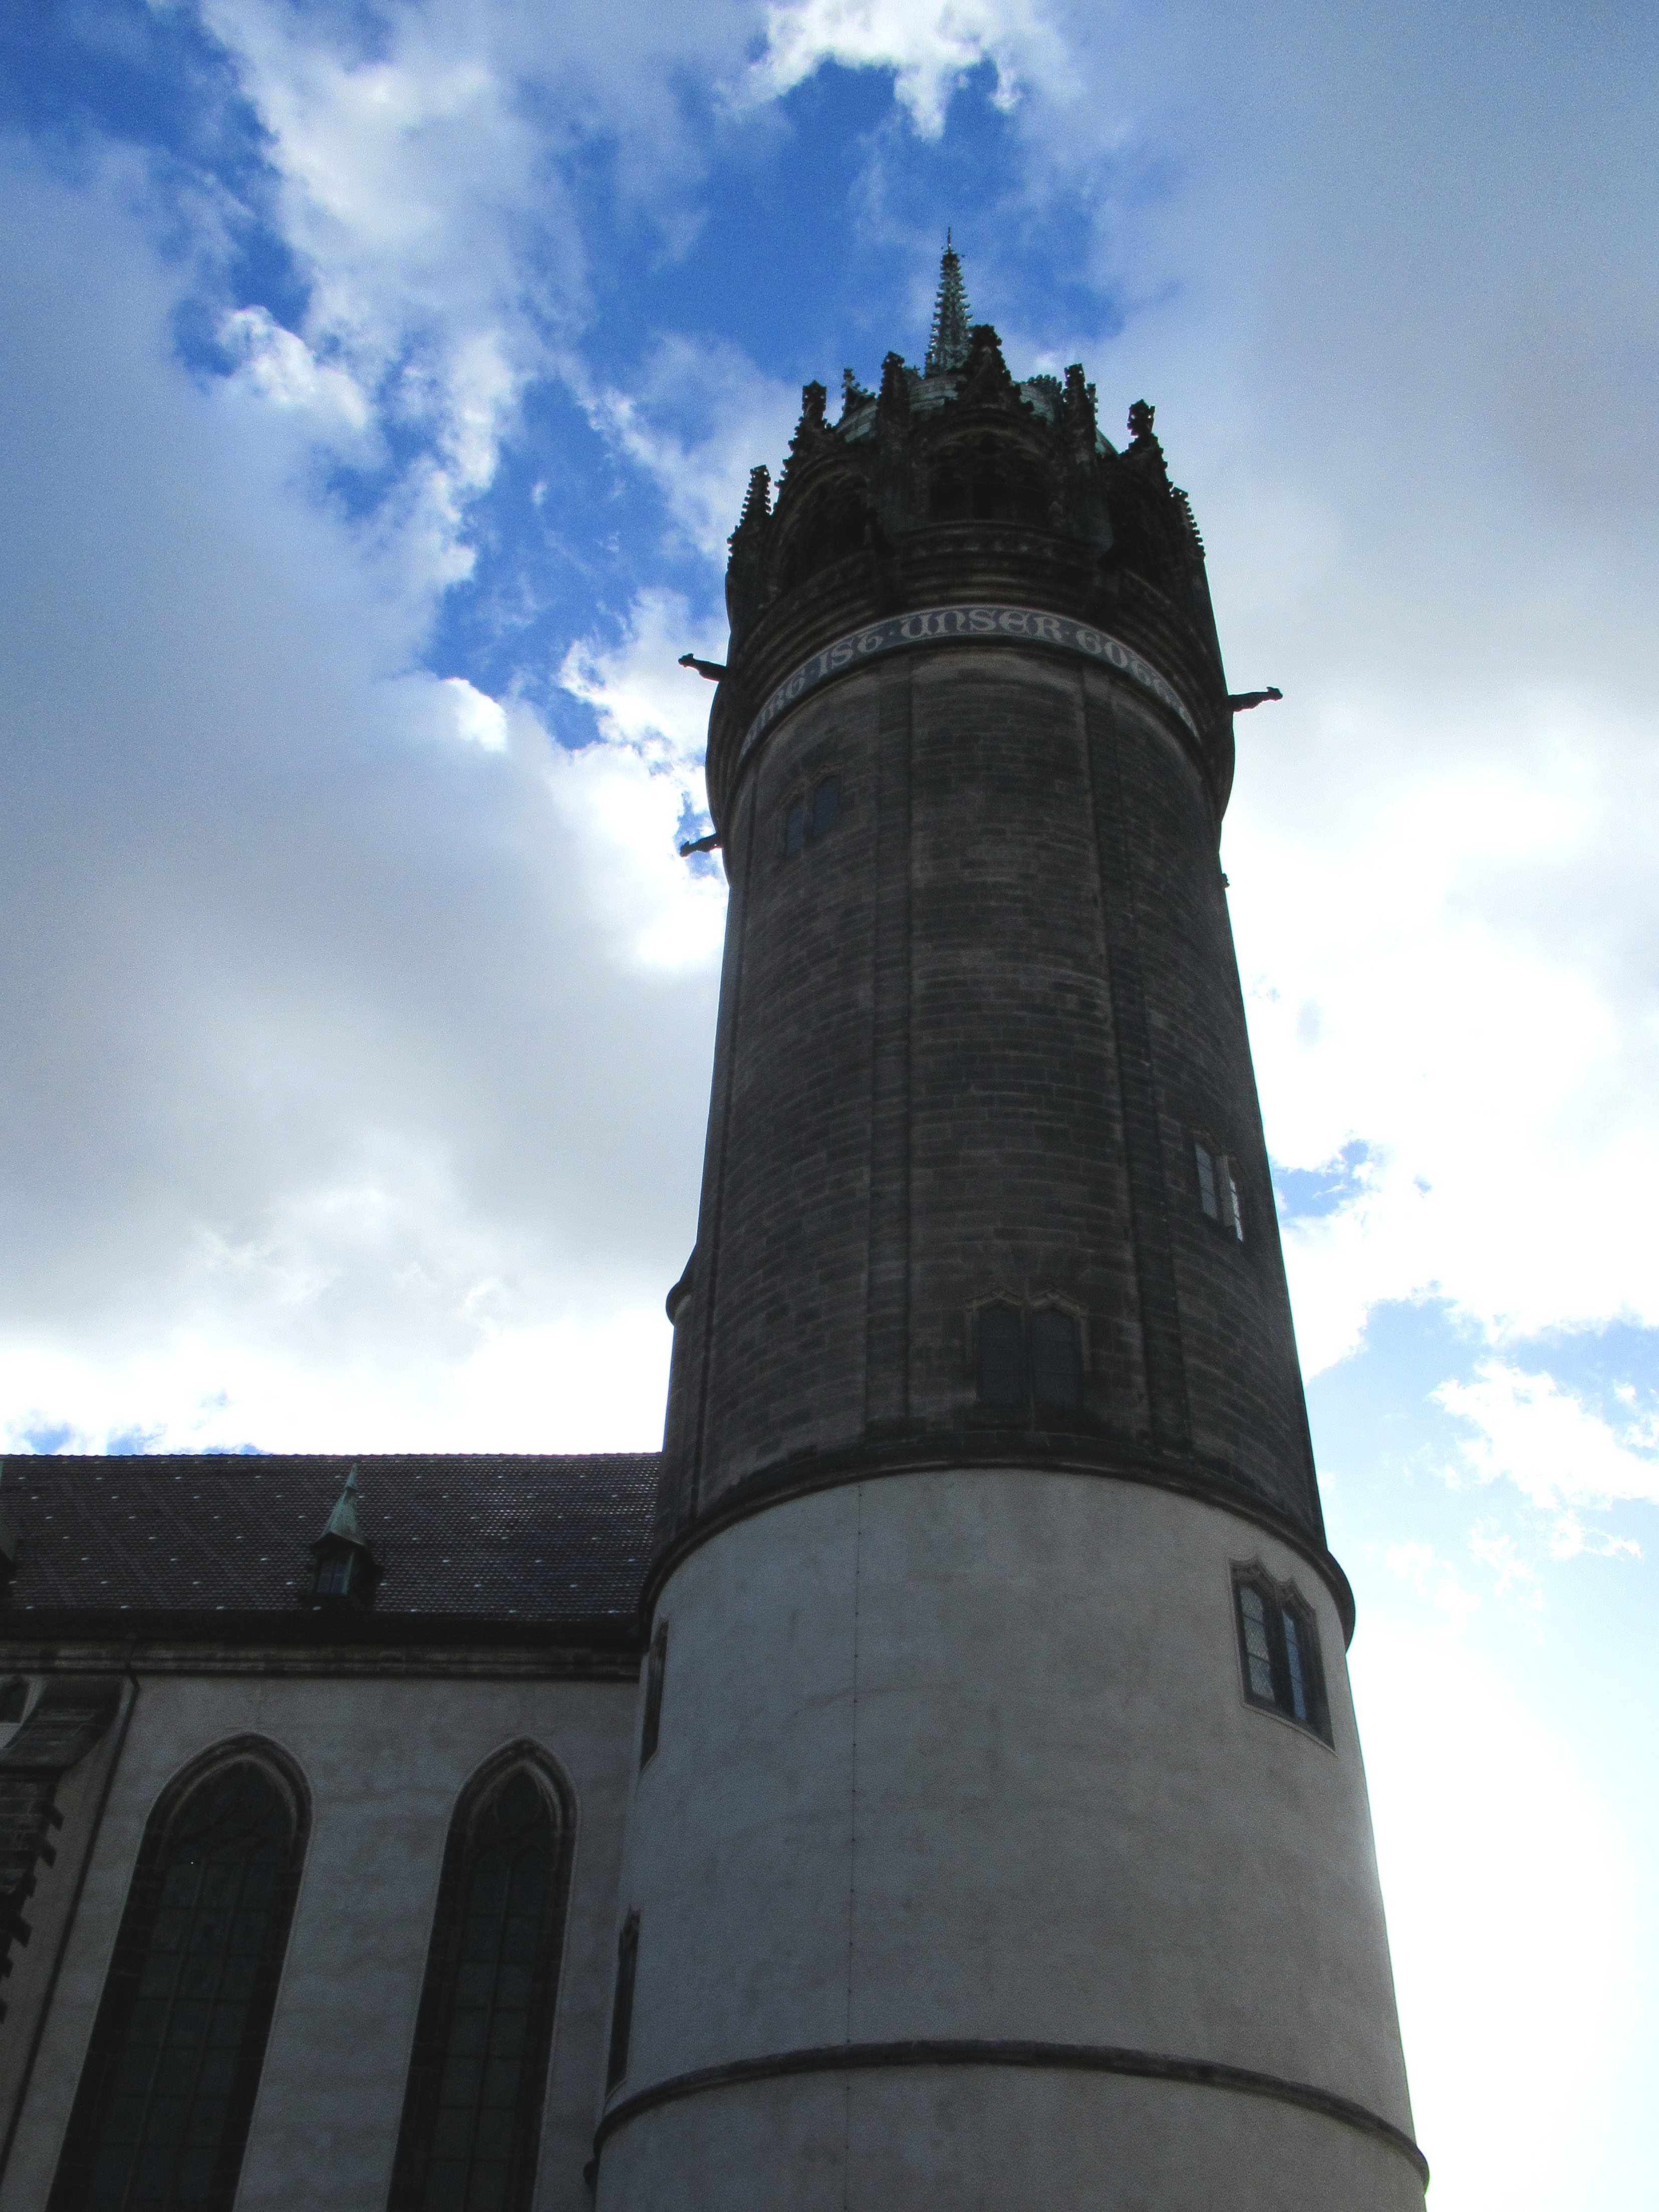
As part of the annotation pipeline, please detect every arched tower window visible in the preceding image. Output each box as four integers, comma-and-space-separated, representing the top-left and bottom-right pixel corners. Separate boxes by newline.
774, 480, 869, 595
388, 1751, 574, 2212
48, 1742, 309, 2212
929, 436, 1049, 526
973, 1298, 1085, 1420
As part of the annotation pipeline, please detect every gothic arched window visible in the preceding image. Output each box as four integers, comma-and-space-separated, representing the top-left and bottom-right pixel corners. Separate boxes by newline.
388, 1752, 574, 2212
775, 481, 868, 595
929, 437, 1049, 526
973, 1298, 1085, 1420
48, 1742, 308, 2212
1233, 1570, 1331, 1745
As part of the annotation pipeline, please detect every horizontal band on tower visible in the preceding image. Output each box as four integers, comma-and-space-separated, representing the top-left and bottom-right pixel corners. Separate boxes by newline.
736, 605, 1200, 773
592, 2037, 1429, 2183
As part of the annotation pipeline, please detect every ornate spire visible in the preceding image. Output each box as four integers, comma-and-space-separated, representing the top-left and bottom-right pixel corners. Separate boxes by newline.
925, 231, 972, 376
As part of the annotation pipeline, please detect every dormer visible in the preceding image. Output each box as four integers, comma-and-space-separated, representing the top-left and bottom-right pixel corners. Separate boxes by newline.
303, 1464, 380, 1608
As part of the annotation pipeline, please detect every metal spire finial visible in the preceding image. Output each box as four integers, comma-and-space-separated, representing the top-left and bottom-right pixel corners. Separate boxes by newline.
925, 234, 972, 376
321, 1462, 365, 1546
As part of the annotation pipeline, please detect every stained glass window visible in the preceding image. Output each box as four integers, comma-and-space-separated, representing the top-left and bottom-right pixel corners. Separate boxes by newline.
391, 1763, 570, 2212
1238, 1583, 1276, 1703
1233, 1573, 1330, 1743
50, 1755, 305, 2212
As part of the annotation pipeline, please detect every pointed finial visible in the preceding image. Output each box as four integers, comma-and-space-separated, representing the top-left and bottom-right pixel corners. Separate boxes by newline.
731, 464, 771, 542
321, 1462, 365, 1546
840, 366, 873, 416
925, 235, 972, 376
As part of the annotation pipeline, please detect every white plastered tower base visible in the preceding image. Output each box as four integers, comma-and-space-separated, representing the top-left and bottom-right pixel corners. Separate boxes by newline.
595, 1469, 1423, 2211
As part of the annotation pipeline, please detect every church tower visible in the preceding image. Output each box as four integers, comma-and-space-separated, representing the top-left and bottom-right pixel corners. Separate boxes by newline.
598, 250, 1425, 2209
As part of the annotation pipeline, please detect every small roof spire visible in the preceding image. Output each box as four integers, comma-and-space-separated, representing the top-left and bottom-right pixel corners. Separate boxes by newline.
320, 1462, 366, 1548
925, 233, 972, 376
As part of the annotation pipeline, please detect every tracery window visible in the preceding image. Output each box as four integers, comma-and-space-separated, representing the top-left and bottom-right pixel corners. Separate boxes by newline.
775, 483, 868, 594
389, 1754, 573, 2212
1233, 1570, 1331, 1744
973, 1299, 1084, 1419
48, 1745, 308, 2212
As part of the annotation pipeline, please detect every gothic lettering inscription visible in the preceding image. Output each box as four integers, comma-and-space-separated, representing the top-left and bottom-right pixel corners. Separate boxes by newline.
737, 606, 1200, 770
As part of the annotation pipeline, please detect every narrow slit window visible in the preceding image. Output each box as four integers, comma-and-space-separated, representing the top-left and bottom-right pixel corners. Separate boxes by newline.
1195, 1141, 1219, 1221
1030, 1309, 1082, 1411
1233, 1573, 1330, 1743
640, 1624, 668, 1769
606, 1913, 640, 2094
975, 1304, 1027, 1409
1195, 1141, 1244, 1241
810, 776, 841, 841
1222, 1161, 1244, 1241
784, 798, 807, 858
1283, 1608, 1308, 1724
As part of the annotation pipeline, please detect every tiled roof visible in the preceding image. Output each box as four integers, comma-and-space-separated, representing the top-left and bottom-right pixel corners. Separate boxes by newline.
0, 1455, 661, 1629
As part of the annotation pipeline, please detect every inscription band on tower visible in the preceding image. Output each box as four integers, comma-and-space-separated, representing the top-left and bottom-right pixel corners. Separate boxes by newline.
736, 605, 1200, 776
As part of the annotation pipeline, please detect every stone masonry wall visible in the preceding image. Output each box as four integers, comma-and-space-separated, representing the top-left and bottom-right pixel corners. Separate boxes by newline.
658, 640, 1321, 1551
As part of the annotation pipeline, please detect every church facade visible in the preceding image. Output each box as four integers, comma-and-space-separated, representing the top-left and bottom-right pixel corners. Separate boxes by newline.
0, 251, 1425, 2211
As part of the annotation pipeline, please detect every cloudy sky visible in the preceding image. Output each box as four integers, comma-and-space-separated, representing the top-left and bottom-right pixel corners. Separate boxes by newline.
3, 1, 1656, 2200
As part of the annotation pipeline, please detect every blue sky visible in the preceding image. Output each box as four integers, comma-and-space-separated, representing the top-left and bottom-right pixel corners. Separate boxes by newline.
3, 2, 1658, 2202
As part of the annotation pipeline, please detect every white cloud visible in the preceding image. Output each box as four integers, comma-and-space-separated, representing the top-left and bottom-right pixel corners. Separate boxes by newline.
559, 587, 727, 770
220, 305, 374, 441
751, 0, 1068, 135
439, 676, 509, 751
0, 152, 718, 1458
578, 336, 800, 565
1436, 1362, 1659, 1517
1228, 681, 1659, 1372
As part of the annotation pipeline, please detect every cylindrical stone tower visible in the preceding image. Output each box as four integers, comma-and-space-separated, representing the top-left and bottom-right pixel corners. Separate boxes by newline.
597, 258, 1424, 2210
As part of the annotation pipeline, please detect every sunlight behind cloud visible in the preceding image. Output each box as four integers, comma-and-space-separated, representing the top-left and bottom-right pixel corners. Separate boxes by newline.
1229, 684, 1659, 1372
1353, 1622, 1634, 2212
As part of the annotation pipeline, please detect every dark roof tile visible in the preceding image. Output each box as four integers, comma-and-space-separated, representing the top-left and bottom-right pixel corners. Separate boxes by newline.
0, 1455, 661, 1626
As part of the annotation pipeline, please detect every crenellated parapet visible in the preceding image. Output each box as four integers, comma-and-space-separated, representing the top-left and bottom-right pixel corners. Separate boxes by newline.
711, 304, 1230, 823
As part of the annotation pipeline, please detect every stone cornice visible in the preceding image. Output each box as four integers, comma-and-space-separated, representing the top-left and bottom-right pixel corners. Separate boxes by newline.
0, 1640, 641, 1682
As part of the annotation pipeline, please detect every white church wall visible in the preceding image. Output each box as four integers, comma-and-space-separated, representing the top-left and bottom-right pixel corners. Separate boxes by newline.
0, 1657, 639, 2212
